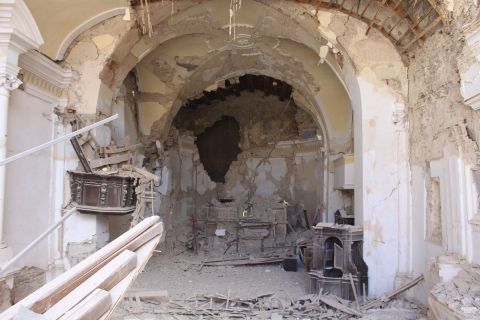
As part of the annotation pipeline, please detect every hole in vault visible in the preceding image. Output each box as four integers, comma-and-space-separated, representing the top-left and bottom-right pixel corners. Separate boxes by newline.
195, 116, 241, 183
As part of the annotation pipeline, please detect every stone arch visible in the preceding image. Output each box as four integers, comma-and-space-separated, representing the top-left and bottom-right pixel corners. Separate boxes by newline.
63, 0, 410, 298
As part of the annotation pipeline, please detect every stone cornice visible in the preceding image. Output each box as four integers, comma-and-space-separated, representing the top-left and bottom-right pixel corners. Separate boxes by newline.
20, 70, 65, 101
19, 50, 72, 90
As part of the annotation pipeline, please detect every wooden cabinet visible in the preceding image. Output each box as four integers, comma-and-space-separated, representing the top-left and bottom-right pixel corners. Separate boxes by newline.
69, 171, 137, 215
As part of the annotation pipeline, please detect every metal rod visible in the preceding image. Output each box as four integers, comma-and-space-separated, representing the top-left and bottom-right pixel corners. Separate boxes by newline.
0, 207, 77, 275
0, 114, 119, 167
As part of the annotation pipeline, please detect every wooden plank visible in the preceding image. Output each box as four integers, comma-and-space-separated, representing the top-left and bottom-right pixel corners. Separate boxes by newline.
348, 274, 360, 310
89, 153, 131, 169
125, 289, 169, 300
99, 236, 162, 319
104, 144, 142, 155
126, 222, 164, 252
58, 289, 111, 320
360, 0, 373, 17
0, 216, 160, 319
43, 250, 137, 319
319, 296, 363, 317
122, 165, 159, 182
361, 274, 424, 311
378, 0, 401, 30
402, 17, 442, 50
70, 137, 92, 173
203, 257, 285, 267
348, 0, 360, 13
31, 223, 160, 314
425, 0, 449, 23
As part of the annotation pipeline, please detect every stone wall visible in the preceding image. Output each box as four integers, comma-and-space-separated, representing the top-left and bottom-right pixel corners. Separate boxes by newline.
157, 90, 331, 251
408, 0, 480, 303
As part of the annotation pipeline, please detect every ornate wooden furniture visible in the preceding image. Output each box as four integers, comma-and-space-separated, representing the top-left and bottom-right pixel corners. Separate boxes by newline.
69, 171, 137, 215
309, 223, 368, 300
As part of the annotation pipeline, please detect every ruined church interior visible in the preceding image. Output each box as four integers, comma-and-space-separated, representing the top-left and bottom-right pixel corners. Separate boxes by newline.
0, 0, 479, 319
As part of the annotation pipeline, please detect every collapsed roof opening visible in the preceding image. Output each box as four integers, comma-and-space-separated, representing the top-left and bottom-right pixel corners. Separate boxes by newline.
172, 75, 318, 183
195, 116, 241, 183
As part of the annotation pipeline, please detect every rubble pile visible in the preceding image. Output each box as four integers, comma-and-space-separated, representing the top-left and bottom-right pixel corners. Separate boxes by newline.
431, 268, 480, 317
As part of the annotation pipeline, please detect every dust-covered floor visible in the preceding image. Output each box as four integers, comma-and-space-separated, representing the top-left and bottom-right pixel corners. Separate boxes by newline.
112, 248, 309, 319
111, 248, 427, 320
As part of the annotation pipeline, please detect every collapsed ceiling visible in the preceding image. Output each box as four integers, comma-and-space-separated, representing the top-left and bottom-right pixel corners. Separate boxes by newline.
129, 0, 448, 59
295, 0, 448, 53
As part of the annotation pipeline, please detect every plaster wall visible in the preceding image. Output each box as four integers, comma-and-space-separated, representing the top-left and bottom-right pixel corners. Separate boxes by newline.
4, 90, 53, 269
161, 91, 330, 243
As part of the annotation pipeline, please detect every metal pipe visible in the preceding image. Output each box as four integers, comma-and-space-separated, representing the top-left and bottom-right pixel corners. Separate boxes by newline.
0, 114, 119, 167
0, 207, 77, 275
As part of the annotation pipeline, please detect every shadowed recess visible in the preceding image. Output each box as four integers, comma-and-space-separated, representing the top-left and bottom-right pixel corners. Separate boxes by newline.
195, 116, 241, 183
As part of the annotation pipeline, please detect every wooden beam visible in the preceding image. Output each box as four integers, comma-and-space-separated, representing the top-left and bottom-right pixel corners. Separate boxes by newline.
104, 144, 142, 155
387, 0, 415, 35
319, 296, 363, 317
121, 165, 159, 182
395, 6, 434, 44
425, 0, 449, 23
378, 0, 402, 30
402, 16, 442, 50
348, 0, 361, 13
89, 153, 131, 169
313, 1, 402, 55
412, 6, 435, 29
0, 217, 160, 319
360, 0, 374, 17
361, 274, 424, 310
99, 236, 162, 319
365, 4, 383, 34
58, 289, 111, 320
44, 250, 137, 319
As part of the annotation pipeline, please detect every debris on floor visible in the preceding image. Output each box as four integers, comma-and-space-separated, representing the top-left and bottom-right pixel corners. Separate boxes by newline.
115, 289, 427, 319
111, 250, 427, 320
430, 266, 480, 319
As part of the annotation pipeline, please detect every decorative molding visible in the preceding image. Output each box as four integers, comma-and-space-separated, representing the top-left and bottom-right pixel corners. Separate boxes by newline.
20, 71, 62, 103
461, 18, 480, 110
55, 7, 126, 61
18, 50, 73, 104
0, 0, 43, 52
0, 0, 43, 87
19, 50, 72, 89
0, 73, 21, 91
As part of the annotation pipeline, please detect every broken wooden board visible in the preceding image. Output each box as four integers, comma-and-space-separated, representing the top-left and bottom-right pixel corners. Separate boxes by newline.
203, 257, 284, 267
105, 144, 142, 155
125, 289, 169, 303
89, 153, 131, 169
70, 137, 92, 173
361, 274, 424, 311
122, 165, 159, 182
319, 296, 363, 317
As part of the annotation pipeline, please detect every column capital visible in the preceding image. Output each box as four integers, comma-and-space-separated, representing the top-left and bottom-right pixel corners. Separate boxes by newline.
0, 73, 21, 92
